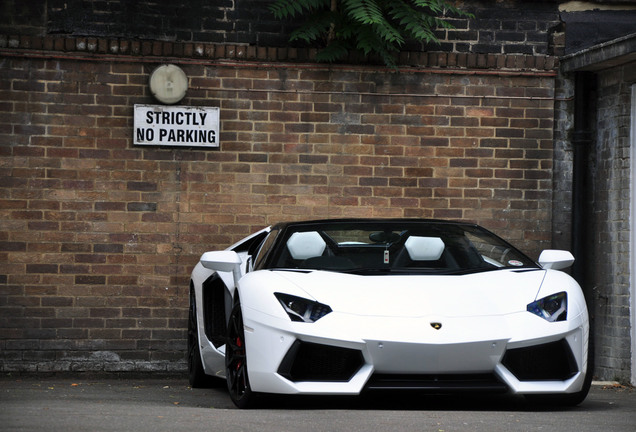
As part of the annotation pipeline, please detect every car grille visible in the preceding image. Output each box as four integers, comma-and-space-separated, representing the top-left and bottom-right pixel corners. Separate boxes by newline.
364, 373, 508, 392
501, 339, 578, 381
277, 340, 364, 382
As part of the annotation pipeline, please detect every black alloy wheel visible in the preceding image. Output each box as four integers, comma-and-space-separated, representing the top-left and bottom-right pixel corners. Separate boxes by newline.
226, 302, 256, 408
188, 287, 213, 388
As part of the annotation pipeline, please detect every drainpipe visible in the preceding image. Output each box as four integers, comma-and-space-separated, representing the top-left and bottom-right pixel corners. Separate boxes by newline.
571, 71, 594, 288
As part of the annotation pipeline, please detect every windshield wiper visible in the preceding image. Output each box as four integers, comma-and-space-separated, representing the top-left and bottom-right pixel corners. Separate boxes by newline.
340, 267, 396, 275
270, 268, 312, 273
442, 266, 540, 275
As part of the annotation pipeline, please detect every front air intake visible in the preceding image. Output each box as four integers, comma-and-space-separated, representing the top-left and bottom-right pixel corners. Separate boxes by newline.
502, 339, 578, 381
278, 340, 364, 382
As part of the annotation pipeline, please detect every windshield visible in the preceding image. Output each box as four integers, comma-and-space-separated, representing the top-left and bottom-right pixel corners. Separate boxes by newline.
259, 220, 538, 275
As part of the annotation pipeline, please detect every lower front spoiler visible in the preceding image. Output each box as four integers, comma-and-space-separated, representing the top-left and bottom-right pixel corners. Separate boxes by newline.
364, 373, 509, 393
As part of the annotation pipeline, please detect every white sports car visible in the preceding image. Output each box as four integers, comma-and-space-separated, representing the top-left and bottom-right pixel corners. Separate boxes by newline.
188, 219, 591, 408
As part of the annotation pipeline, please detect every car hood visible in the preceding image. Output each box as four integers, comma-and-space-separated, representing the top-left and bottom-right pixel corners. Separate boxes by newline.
271, 269, 546, 318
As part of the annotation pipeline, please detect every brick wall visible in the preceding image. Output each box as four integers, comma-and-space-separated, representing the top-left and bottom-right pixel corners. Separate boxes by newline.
1, 0, 561, 56
0, 34, 558, 371
439, 0, 562, 56
588, 62, 636, 382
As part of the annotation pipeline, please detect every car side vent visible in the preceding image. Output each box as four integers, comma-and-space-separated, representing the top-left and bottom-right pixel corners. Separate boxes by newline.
202, 273, 227, 348
278, 341, 364, 382
502, 339, 578, 381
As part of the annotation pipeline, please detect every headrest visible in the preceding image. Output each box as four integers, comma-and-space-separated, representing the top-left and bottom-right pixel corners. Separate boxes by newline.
405, 236, 445, 261
287, 231, 326, 260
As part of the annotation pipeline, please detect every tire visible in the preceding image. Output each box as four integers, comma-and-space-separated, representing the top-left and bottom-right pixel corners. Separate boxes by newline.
226, 302, 257, 408
188, 288, 216, 388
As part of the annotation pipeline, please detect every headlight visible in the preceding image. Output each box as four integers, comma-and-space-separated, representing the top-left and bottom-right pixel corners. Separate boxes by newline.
527, 292, 567, 322
275, 293, 332, 323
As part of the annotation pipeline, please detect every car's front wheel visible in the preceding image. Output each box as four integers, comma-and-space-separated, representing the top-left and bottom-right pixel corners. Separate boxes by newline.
226, 302, 257, 408
188, 287, 215, 388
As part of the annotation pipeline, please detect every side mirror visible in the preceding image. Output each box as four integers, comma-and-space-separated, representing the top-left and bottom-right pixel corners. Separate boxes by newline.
538, 250, 575, 270
200, 251, 242, 286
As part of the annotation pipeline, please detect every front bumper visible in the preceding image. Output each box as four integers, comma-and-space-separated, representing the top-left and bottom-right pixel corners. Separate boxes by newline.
242, 307, 589, 396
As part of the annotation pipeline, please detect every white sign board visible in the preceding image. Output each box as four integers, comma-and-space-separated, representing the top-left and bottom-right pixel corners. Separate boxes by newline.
134, 104, 220, 147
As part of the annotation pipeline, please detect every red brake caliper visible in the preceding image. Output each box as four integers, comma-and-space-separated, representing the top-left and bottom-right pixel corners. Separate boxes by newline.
235, 337, 242, 371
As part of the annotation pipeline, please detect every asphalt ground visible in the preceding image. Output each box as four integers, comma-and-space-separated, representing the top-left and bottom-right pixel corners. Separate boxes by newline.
1, 376, 635, 432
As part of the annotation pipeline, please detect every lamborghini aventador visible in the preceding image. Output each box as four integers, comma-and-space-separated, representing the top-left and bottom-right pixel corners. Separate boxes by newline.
188, 219, 590, 408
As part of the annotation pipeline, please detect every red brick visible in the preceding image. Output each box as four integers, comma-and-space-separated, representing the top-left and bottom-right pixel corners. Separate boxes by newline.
0, 48, 557, 371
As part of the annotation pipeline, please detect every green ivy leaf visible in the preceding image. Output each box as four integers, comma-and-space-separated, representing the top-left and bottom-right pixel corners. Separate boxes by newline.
269, 0, 473, 67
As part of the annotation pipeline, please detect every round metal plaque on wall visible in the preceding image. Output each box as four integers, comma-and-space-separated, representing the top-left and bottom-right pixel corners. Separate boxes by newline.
148, 64, 188, 105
